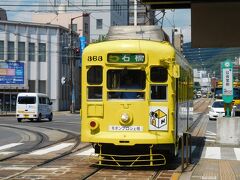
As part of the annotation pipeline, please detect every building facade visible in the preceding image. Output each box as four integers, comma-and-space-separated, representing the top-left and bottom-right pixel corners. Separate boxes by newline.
39, 0, 129, 42
0, 21, 79, 112
128, 0, 155, 25
193, 69, 211, 93
32, 11, 90, 43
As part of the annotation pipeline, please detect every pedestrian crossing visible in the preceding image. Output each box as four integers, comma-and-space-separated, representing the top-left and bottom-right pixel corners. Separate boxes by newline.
0, 142, 75, 156
0, 141, 240, 161
205, 131, 216, 143
201, 147, 240, 161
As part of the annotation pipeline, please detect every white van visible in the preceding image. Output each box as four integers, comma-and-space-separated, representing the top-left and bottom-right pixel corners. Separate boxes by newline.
16, 93, 53, 122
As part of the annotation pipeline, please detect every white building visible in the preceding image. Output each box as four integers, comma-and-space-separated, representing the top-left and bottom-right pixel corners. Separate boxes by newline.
0, 21, 80, 112
39, 0, 129, 42
193, 69, 211, 92
129, 0, 155, 25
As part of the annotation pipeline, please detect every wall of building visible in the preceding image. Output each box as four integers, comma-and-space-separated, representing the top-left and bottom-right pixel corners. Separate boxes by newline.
41, 0, 129, 42
0, 21, 79, 111
32, 12, 90, 43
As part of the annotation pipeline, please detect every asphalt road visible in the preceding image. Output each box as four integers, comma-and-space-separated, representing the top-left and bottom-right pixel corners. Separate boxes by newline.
0, 112, 80, 146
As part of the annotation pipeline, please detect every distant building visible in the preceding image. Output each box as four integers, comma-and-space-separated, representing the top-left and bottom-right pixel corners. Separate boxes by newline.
0, 21, 80, 112
193, 69, 211, 92
32, 10, 90, 43
0, 8, 7, 21
174, 29, 184, 53
128, 0, 155, 25
38, 0, 129, 42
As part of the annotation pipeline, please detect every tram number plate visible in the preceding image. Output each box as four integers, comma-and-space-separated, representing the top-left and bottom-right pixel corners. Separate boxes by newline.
24, 114, 29, 118
109, 125, 143, 132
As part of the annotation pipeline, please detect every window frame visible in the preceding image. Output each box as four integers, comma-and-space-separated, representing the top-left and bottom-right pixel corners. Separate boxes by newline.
150, 66, 168, 83
96, 19, 103, 29
150, 84, 168, 101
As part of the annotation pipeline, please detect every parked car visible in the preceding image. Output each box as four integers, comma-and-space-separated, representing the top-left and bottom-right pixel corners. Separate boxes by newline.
196, 91, 202, 98
208, 100, 225, 120
16, 93, 53, 122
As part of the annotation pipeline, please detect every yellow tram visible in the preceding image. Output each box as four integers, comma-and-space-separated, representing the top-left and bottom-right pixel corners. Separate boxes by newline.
81, 26, 193, 167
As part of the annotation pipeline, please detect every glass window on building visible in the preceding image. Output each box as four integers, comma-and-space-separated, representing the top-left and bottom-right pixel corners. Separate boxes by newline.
0, 41, 4, 60
96, 0, 103, 5
8, 41, 14, 60
84, 23, 88, 34
38, 43, 46, 62
71, 24, 77, 32
82, 0, 88, 6
28, 80, 35, 92
39, 80, 46, 94
28, 43, 35, 61
96, 19, 103, 29
18, 42, 25, 61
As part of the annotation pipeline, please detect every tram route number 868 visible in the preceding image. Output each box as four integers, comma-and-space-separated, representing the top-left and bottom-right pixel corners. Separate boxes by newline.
87, 56, 103, 61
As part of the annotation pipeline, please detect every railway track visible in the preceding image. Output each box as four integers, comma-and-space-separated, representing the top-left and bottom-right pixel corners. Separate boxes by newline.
0, 124, 91, 180
0, 98, 211, 179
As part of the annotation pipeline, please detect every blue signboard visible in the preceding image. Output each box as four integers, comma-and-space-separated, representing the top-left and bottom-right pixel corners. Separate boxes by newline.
0, 62, 24, 84
79, 36, 86, 67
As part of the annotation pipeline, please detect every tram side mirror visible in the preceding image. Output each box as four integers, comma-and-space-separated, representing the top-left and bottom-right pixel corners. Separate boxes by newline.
173, 64, 180, 78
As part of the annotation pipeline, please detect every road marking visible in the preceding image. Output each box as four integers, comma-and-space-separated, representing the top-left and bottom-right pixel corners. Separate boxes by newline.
0, 151, 14, 155
0, 143, 23, 151
1, 167, 30, 170
205, 139, 216, 142
205, 147, 221, 159
29, 143, 74, 155
206, 131, 216, 135
205, 135, 216, 139
76, 148, 95, 156
234, 148, 240, 160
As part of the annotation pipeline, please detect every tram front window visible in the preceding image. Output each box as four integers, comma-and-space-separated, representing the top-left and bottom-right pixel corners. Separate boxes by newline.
107, 70, 145, 99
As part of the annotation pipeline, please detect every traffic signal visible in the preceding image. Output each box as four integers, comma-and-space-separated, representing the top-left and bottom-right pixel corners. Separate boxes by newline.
74, 47, 80, 59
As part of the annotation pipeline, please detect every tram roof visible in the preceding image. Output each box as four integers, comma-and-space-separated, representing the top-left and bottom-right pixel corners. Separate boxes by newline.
106, 26, 170, 42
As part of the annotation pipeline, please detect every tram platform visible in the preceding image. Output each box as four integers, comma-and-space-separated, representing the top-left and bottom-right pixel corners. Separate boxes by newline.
179, 115, 240, 180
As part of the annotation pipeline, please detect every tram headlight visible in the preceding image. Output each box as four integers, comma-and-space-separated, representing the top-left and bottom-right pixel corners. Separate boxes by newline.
121, 113, 129, 122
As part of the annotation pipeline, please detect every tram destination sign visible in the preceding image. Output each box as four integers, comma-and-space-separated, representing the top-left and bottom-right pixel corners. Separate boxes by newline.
108, 53, 145, 63
0, 62, 24, 85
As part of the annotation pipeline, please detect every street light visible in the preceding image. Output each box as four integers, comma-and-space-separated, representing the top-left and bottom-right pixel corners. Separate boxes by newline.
69, 13, 89, 113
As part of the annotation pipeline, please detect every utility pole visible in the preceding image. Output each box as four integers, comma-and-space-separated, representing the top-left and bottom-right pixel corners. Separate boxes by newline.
134, 0, 137, 26
70, 18, 75, 113
69, 13, 89, 113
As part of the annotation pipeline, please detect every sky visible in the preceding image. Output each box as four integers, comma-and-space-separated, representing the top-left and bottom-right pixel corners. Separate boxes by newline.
0, 0, 192, 42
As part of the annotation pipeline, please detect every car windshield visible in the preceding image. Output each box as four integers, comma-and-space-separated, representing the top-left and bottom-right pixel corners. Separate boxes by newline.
212, 101, 224, 108
18, 96, 36, 104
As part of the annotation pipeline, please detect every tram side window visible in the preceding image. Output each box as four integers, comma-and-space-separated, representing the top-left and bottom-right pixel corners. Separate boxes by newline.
151, 85, 167, 100
88, 86, 102, 100
87, 66, 103, 85
150, 67, 168, 82
87, 66, 103, 100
